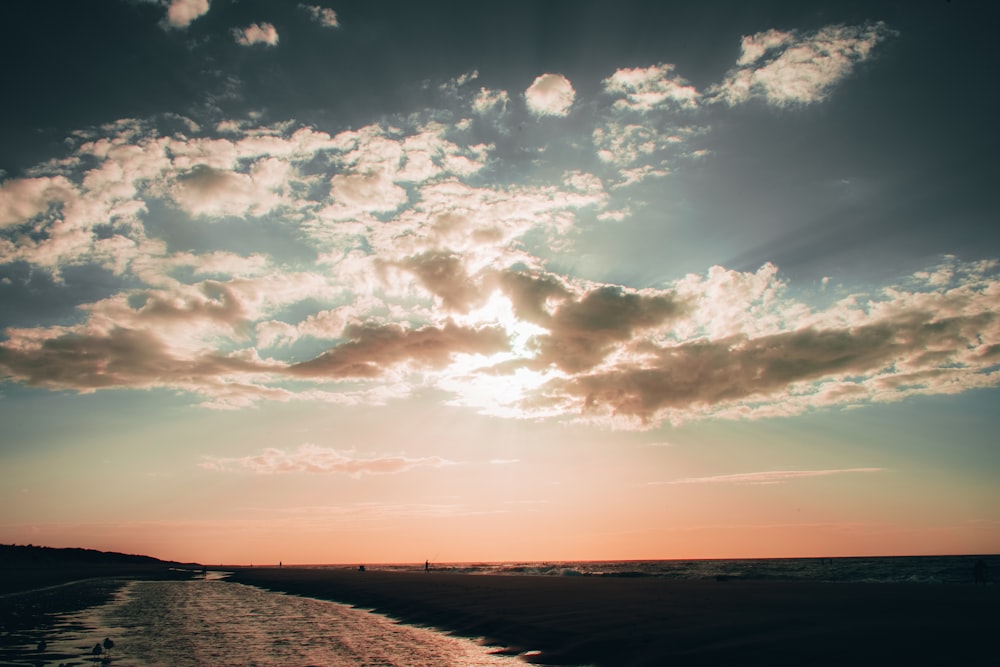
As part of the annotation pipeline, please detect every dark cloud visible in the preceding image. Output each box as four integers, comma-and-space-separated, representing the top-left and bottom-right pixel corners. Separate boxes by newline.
499, 270, 572, 324
549, 310, 995, 424
397, 251, 483, 312
132, 281, 249, 333
289, 320, 509, 378
0, 326, 267, 392
503, 275, 685, 373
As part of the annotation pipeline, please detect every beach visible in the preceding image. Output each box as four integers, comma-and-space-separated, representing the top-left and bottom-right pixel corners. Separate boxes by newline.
230, 567, 999, 666
0, 563, 199, 663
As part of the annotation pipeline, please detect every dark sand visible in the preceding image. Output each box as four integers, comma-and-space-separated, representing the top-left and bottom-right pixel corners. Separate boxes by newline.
229, 567, 999, 666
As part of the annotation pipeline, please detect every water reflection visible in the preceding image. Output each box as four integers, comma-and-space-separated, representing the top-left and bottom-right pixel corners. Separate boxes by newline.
26, 578, 521, 666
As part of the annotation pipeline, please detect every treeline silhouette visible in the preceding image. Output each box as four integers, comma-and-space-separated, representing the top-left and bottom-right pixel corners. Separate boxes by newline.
1, 543, 166, 567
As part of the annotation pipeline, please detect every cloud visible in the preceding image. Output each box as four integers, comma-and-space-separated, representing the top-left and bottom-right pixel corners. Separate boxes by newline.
665, 468, 885, 485
299, 4, 339, 28
0, 323, 268, 393
472, 87, 510, 116
544, 288, 998, 427
234, 22, 280, 47
709, 22, 894, 106
322, 170, 408, 220
289, 321, 510, 379
397, 251, 484, 312
200, 443, 454, 476
0, 272, 335, 397
169, 163, 287, 218
525, 74, 575, 117
164, 0, 210, 29
603, 64, 699, 111
1, 48, 996, 431
507, 279, 686, 373
735, 29, 795, 66
0, 176, 77, 227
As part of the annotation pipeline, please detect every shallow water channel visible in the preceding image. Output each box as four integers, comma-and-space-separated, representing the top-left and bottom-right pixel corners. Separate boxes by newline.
16, 574, 522, 666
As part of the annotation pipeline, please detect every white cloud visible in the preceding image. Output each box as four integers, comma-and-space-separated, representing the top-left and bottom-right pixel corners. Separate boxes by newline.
1, 48, 995, 433
665, 468, 885, 485
472, 87, 510, 116
321, 170, 408, 221
169, 163, 287, 218
591, 120, 704, 187
0, 176, 77, 227
164, 0, 210, 29
234, 22, 280, 47
710, 22, 894, 106
525, 73, 575, 117
735, 28, 795, 66
200, 443, 455, 476
299, 4, 339, 28
603, 64, 699, 111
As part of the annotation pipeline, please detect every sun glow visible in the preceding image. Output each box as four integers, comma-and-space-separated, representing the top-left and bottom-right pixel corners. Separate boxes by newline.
454, 290, 548, 358
435, 291, 561, 416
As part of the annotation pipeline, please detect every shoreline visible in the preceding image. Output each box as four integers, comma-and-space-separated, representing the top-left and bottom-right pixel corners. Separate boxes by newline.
0, 565, 201, 663
228, 567, 998, 666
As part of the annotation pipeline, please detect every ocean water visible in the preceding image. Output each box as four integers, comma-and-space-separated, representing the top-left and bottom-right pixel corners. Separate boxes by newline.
10, 574, 521, 667
359, 553, 997, 585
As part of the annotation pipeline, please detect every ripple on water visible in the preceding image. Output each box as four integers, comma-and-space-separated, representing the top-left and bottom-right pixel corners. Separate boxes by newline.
31, 578, 524, 667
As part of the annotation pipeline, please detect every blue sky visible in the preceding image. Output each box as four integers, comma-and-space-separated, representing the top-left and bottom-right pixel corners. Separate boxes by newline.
0, 1, 997, 563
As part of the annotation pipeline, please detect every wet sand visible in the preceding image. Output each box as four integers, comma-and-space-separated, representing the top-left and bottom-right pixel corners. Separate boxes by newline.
229, 567, 998, 666
0, 564, 199, 663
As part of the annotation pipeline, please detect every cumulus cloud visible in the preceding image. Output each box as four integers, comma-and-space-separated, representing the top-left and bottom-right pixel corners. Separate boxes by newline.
289, 321, 510, 379
0, 176, 77, 227
1, 41, 995, 432
299, 4, 339, 28
397, 251, 484, 312
169, 163, 286, 218
709, 22, 894, 106
603, 64, 699, 111
500, 276, 685, 373
525, 73, 575, 117
665, 468, 885, 485
472, 87, 510, 116
539, 276, 999, 427
200, 443, 453, 476
234, 22, 279, 47
322, 170, 408, 220
164, 0, 210, 29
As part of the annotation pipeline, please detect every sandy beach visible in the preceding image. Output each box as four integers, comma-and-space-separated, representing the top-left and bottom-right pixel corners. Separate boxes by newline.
229, 567, 998, 666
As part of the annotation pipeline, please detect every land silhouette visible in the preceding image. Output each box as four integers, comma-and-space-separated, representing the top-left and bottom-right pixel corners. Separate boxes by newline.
0, 544, 202, 664
3, 547, 998, 666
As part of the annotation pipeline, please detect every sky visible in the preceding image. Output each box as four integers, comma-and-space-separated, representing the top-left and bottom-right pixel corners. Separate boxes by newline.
1, 0, 998, 565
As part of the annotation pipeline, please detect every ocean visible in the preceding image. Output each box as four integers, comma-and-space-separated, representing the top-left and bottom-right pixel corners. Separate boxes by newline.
2, 555, 993, 666
371, 553, 995, 585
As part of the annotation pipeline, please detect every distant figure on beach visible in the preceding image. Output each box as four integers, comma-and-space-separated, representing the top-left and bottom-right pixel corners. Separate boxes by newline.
974, 558, 987, 584
279, 561, 282, 568
359, 564, 366, 572
425, 560, 429, 572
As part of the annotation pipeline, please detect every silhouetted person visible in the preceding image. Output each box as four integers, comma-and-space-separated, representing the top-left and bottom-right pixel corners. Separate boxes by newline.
279, 561, 282, 568
425, 560, 429, 572
974, 558, 987, 584
358, 564, 365, 572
